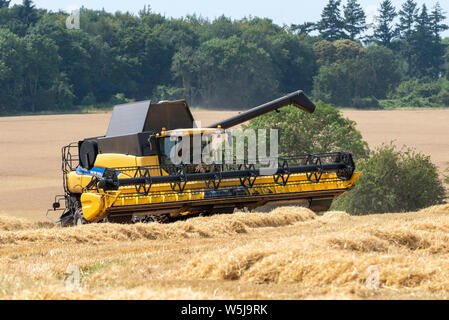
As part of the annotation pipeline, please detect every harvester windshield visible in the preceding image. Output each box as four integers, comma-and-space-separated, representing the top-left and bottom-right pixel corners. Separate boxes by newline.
159, 136, 179, 166
158, 132, 226, 166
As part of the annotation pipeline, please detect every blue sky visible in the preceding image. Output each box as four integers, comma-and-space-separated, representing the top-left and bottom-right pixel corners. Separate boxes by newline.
9, 0, 449, 35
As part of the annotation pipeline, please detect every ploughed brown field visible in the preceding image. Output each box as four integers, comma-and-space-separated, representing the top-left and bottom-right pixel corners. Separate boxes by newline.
0, 109, 448, 299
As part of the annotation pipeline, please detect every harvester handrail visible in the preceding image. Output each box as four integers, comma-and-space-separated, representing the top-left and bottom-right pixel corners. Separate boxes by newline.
108, 152, 351, 172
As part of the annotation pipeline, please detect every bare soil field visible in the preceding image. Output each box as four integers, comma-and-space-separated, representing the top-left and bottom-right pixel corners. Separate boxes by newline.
0, 109, 448, 299
344, 109, 449, 172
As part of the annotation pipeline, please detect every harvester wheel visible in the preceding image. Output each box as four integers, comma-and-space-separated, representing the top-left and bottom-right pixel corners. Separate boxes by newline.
73, 208, 88, 226
60, 215, 74, 228
153, 214, 171, 224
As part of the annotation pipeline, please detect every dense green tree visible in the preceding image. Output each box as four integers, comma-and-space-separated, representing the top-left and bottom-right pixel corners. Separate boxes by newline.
245, 101, 369, 160
112, 16, 172, 99
199, 15, 241, 41
343, 0, 366, 40
386, 78, 449, 108
240, 18, 283, 48
333, 39, 365, 61
317, 0, 345, 41
397, 0, 418, 41
429, 3, 449, 77
373, 0, 398, 48
18, 0, 38, 27
23, 33, 61, 112
397, 0, 419, 76
269, 33, 317, 93
172, 36, 279, 108
365, 45, 402, 99
412, 4, 439, 78
313, 57, 374, 107
313, 40, 337, 65
290, 22, 316, 35
0, 1, 10, 9
1, 2, 449, 114
313, 40, 401, 107
171, 46, 198, 103
430, 2, 448, 38
0, 28, 26, 113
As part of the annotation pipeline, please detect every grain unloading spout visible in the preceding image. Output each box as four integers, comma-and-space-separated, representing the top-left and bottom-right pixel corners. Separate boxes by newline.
210, 90, 316, 129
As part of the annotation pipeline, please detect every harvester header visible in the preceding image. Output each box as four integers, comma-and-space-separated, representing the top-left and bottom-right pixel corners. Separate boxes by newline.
48, 90, 360, 226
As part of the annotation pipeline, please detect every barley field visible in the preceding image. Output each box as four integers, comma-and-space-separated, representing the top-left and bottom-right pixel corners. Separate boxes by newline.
1, 205, 449, 299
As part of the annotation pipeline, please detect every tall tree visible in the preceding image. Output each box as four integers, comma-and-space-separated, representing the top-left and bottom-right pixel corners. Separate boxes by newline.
317, 0, 345, 41
429, 2, 448, 78
23, 33, 61, 112
430, 2, 449, 39
397, 0, 418, 75
290, 22, 316, 36
397, 0, 418, 41
18, 0, 38, 27
373, 0, 398, 48
0, 0, 10, 8
0, 29, 26, 113
412, 4, 437, 78
343, 0, 366, 41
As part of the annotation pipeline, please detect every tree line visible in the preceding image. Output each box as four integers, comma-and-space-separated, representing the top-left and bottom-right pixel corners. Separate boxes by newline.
1, 0, 449, 115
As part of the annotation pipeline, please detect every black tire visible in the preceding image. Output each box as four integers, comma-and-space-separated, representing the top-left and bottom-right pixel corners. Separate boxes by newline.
73, 208, 88, 226
60, 216, 74, 228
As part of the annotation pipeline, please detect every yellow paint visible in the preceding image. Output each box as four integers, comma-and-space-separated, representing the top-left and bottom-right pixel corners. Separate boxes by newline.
94, 154, 138, 168
80, 193, 104, 222
80, 171, 361, 222
70, 153, 362, 222
67, 154, 166, 193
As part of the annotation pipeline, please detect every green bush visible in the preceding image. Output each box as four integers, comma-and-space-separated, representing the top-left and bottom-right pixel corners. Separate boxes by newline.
416, 82, 441, 98
434, 90, 449, 106
332, 144, 446, 215
244, 101, 370, 159
384, 78, 449, 108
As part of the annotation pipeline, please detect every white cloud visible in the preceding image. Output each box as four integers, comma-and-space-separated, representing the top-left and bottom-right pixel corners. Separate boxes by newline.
365, 5, 379, 26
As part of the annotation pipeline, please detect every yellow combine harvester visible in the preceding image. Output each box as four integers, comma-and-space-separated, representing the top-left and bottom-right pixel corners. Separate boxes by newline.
48, 91, 360, 226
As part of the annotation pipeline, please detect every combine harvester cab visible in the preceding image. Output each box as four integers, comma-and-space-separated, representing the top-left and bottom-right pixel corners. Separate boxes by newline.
47, 91, 361, 226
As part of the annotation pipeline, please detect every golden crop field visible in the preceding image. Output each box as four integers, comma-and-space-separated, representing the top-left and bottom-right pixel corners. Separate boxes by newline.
0, 109, 448, 299
1, 205, 449, 299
